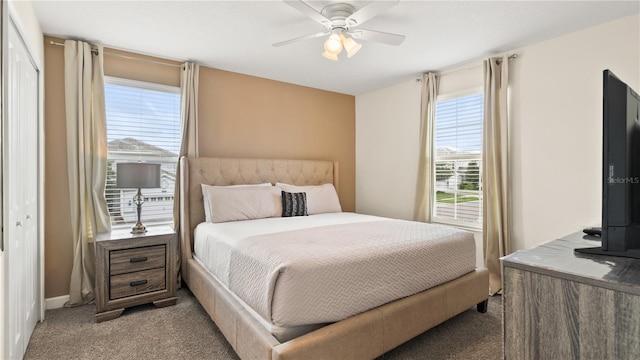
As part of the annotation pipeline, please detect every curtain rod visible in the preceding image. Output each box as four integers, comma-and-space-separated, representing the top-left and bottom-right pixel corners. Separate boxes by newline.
495, 54, 517, 64
49, 41, 182, 68
416, 54, 518, 82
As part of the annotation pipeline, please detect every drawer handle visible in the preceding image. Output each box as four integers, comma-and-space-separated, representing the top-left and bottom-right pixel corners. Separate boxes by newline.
129, 256, 148, 263
129, 280, 148, 287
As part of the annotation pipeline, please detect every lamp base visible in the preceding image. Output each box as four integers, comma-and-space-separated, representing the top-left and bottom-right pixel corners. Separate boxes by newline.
130, 222, 147, 234
131, 189, 147, 234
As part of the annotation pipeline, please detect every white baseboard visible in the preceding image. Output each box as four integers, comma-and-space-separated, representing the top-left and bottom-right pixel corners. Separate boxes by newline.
45, 294, 69, 310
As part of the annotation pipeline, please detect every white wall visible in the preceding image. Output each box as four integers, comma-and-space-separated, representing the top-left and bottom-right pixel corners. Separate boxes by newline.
355, 80, 422, 221
509, 14, 639, 251
356, 14, 640, 258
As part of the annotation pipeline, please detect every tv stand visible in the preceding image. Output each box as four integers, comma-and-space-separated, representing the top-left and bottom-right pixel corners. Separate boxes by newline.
502, 232, 640, 359
575, 246, 640, 259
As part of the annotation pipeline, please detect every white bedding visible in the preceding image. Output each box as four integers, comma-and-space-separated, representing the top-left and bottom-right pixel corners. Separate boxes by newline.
193, 213, 476, 338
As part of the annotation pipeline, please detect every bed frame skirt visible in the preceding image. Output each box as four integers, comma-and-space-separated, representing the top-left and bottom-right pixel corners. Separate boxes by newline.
179, 156, 489, 360
186, 257, 488, 360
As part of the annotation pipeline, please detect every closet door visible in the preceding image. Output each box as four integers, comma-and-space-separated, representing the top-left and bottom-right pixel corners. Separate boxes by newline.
22, 22, 39, 345
5, 19, 39, 360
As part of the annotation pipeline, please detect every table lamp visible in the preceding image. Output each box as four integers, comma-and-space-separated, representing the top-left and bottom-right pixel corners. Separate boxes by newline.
116, 162, 161, 234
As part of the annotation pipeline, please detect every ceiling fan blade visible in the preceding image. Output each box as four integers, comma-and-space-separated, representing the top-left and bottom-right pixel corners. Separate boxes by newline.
273, 31, 330, 47
284, 0, 332, 27
345, 0, 399, 27
350, 28, 405, 46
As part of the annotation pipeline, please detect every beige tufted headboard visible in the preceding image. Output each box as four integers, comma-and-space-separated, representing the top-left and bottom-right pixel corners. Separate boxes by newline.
178, 157, 339, 271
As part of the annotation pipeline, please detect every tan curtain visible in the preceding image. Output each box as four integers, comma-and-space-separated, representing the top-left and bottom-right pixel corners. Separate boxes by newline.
482, 56, 511, 295
63, 40, 111, 306
414, 72, 439, 222
173, 62, 199, 281
178, 62, 199, 159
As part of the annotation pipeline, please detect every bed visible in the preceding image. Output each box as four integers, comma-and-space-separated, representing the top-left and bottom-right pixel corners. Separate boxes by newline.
179, 157, 489, 360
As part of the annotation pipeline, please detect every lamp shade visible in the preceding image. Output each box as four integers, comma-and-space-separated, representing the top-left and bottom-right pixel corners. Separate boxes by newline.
116, 162, 161, 189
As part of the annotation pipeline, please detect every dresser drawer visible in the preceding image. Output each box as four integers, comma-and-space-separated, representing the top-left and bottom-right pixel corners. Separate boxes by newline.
110, 267, 166, 300
110, 245, 165, 275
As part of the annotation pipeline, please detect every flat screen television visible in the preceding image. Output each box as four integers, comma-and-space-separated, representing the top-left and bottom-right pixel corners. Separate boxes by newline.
576, 70, 640, 258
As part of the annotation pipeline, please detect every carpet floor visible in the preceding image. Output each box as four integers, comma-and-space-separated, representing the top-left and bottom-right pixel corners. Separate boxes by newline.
24, 289, 502, 360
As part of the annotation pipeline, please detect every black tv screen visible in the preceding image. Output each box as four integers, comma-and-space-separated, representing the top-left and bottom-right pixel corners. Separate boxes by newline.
576, 70, 640, 258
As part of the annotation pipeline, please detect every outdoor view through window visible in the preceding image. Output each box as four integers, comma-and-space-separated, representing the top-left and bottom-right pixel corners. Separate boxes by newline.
433, 92, 483, 228
104, 77, 181, 228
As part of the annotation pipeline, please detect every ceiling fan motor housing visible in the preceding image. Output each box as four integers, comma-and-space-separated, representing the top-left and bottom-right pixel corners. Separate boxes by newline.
321, 3, 357, 30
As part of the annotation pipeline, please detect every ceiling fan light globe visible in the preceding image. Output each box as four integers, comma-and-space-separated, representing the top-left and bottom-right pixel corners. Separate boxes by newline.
346, 44, 362, 58
343, 37, 362, 57
322, 51, 339, 61
324, 34, 343, 53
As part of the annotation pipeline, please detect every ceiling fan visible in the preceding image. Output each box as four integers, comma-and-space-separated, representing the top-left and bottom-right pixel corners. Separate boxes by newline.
273, 0, 406, 61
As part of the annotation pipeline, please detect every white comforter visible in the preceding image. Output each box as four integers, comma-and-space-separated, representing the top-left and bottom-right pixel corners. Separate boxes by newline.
194, 213, 475, 328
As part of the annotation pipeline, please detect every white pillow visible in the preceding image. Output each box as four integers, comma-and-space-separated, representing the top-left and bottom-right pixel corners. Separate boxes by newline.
201, 183, 272, 222
275, 183, 341, 215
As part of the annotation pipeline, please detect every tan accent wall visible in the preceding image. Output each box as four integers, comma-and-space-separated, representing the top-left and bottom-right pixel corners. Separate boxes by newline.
44, 37, 73, 300
197, 67, 355, 205
43, 36, 355, 298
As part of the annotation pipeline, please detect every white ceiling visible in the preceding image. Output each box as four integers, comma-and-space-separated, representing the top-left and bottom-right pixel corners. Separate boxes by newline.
32, 0, 639, 95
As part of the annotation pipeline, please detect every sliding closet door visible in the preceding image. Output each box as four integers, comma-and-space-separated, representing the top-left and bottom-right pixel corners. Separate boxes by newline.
5, 19, 39, 359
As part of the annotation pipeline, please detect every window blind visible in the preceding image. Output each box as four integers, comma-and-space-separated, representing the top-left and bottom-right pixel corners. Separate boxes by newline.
104, 77, 181, 228
433, 93, 483, 228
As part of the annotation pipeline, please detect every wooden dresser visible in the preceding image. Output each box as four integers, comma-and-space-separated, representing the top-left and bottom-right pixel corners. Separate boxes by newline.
95, 226, 177, 322
502, 232, 640, 359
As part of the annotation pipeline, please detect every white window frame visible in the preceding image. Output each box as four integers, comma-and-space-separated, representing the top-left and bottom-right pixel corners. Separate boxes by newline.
104, 76, 181, 229
106, 76, 180, 96
431, 87, 484, 231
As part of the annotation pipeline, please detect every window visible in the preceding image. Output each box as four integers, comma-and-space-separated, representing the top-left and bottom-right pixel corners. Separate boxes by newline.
104, 77, 181, 228
433, 92, 483, 229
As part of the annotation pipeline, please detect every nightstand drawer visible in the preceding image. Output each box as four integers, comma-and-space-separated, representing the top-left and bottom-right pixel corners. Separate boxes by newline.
110, 268, 166, 300
110, 245, 165, 275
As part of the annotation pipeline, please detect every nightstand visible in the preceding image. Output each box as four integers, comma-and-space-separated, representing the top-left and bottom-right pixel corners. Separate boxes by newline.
95, 226, 177, 322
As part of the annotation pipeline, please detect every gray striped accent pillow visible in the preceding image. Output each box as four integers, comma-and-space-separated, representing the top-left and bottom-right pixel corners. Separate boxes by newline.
281, 191, 308, 217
